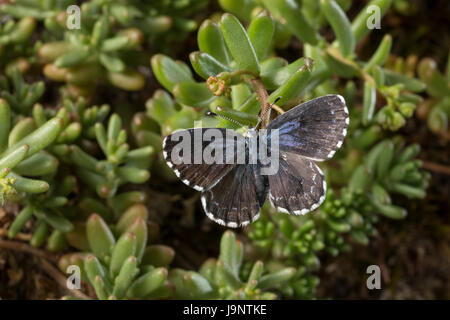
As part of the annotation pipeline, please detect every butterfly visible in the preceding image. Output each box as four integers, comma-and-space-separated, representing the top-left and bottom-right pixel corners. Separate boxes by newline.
162, 95, 349, 228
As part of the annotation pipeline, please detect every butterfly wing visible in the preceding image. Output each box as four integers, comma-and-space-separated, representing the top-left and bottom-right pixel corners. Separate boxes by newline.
267, 94, 349, 161
268, 152, 326, 215
201, 164, 268, 228
162, 128, 244, 191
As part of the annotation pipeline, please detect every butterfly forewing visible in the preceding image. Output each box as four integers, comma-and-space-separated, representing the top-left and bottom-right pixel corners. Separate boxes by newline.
268, 152, 326, 215
162, 128, 242, 191
268, 95, 349, 161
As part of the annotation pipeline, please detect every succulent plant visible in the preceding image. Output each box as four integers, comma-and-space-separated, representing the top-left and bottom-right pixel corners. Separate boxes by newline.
68, 112, 152, 199
59, 205, 174, 299
0, 98, 63, 202
416, 56, 450, 136
38, 13, 146, 94
145, 3, 432, 299
1, 78, 151, 249
0, 69, 44, 115
0, 16, 37, 74
60, 227, 297, 300
0, 0, 440, 301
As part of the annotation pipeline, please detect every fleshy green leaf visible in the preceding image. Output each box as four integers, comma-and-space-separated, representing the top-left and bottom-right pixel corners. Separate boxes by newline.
320, 0, 355, 57
247, 11, 274, 60
198, 20, 230, 66
87, 214, 116, 262
219, 14, 260, 74
151, 54, 193, 91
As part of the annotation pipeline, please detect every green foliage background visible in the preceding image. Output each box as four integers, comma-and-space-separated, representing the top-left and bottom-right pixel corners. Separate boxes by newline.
0, 0, 448, 299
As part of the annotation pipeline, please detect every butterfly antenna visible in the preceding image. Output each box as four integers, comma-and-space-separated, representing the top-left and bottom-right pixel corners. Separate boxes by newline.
256, 97, 282, 129
206, 110, 245, 127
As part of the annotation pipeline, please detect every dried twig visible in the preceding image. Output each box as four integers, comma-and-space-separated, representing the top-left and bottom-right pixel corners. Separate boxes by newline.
0, 239, 91, 299
251, 78, 270, 128
0, 239, 56, 261
0, 228, 32, 241
421, 161, 450, 175
39, 257, 90, 300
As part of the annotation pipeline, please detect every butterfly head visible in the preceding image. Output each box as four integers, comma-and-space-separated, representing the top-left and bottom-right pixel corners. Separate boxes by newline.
244, 126, 258, 138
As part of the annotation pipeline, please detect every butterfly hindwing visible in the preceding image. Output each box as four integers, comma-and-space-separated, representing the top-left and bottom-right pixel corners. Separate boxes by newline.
201, 164, 268, 228
268, 152, 326, 215
268, 95, 349, 161
162, 128, 241, 191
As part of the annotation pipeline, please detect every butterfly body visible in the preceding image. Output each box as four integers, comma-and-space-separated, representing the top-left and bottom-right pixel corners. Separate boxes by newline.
162, 95, 349, 227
